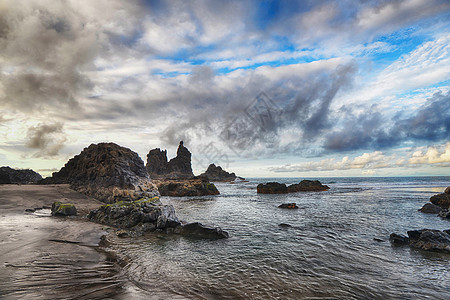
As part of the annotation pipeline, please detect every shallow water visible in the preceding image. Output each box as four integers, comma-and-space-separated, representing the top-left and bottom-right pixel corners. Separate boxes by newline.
109, 176, 450, 299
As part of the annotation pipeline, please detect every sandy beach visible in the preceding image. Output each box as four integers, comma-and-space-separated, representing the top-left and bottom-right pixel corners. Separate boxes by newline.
0, 184, 126, 299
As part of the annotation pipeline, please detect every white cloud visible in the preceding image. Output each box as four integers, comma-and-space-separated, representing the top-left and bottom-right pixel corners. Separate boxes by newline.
409, 142, 450, 164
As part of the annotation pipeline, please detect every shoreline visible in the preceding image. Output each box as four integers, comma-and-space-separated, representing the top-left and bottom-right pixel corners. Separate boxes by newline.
0, 184, 128, 299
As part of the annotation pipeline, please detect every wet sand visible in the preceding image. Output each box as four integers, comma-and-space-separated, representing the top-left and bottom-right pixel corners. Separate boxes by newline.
0, 184, 126, 299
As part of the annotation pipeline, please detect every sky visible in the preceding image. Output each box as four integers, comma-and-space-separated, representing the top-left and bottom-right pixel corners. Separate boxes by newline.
0, 0, 449, 178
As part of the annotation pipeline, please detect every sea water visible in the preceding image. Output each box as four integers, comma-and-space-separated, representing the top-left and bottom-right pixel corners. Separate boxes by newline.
112, 177, 450, 299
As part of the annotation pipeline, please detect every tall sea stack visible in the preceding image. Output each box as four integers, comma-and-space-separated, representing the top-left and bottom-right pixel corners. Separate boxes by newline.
146, 141, 194, 179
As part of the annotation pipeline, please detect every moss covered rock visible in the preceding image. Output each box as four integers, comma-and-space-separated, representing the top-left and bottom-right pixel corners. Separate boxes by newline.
51, 202, 77, 216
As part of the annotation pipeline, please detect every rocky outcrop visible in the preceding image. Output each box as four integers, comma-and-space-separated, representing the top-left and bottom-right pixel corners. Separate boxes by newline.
199, 164, 244, 182
390, 229, 450, 253
146, 141, 194, 179
257, 182, 287, 194
40, 143, 159, 203
153, 177, 220, 197
0, 166, 42, 184
419, 203, 442, 214
51, 202, 77, 216
430, 187, 450, 209
278, 203, 299, 209
88, 197, 180, 235
287, 180, 330, 192
89, 198, 229, 239
257, 180, 329, 194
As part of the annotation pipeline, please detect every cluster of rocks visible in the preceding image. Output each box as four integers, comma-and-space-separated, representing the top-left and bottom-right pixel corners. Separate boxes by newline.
199, 164, 244, 182
390, 229, 450, 253
153, 176, 219, 196
40, 143, 160, 204
419, 187, 450, 219
0, 166, 42, 184
257, 180, 329, 194
88, 197, 228, 238
146, 142, 220, 196
146, 141, 194, 179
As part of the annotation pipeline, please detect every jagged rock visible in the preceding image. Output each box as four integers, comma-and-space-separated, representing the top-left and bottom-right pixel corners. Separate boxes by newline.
257, 182, 287, 194
389, 233, 409, 246
88, 197, 180, 234
179, 222, 229, 239
51, 202, 77, 216
146, 141, 194, 179
199, 164, 244, 182
430, 189, 450, 209
0, 166, 42, 184
278, 203, 299, 209
407, 229, 450, 253
40, 143, 159, 203
153, 177, 219, 197
419, 203, 442, 214
287, 180, 330, 192
257, 180, 329, 194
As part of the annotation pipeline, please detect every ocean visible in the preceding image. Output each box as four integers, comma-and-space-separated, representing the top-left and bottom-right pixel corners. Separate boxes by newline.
107, 176, 450, 299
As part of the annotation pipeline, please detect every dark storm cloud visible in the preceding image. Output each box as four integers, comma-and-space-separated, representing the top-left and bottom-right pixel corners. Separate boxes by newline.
26, 122, 67, 157
324, 91, 450, 152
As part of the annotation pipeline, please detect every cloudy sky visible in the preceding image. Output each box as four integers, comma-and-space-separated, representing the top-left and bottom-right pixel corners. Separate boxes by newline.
0, 0, 449, 178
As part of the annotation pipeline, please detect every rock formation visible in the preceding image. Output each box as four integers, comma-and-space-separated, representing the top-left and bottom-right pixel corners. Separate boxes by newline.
88, 197, 228, 238
0, 166, 42, 184
418, 203, 442, 214
199, 164, 244, 182
146, 141, 194, 179
40, 143, 159, 203
418, 187, 450, 219
390, 229, 450, 253
278, 203, 299, 209
153, 176, 220, 197
257, 180, 329, 194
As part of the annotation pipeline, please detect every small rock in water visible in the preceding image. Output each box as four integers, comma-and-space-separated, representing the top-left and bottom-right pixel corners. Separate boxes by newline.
373, 238, 385, 242
278, 223, 292, 228
180, 222, 229, 239
278, 203, 299, 209
389, 233, 409, 246
438, 209, 450, 219
25, 208, 36, 213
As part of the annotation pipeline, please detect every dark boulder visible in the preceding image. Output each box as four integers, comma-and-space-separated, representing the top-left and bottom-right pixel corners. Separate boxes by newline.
419, 203, 442, 214
407, 229, 450, 253
438, 209, 450, 219
278, 203, 299, 209
257, 182, 287, 194
389, 233, 409, 246
287, 180, 330, 192
0, 166, 42, 184
40, 143, 159, 203
154, 177, 219, 197
278, 223, 292, 228
199, 164, 244, 182
430, 188, 450, 209
146, 141, 194, 179
179, 222, 229, 239
88, 197, 180, 235
51, 202, 77, 216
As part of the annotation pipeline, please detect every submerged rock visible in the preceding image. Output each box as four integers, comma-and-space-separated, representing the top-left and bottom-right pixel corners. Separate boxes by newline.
419, 203, 442, 214
0, 166, 42, 184
146, 141, 194, 179
257, 180, 329, 194
278, 203, 299, 209
51, 202, 77, 216
179, 222, 229, 239
390, 229, 450, 253
40, 143, 159, 203
88, 197, 180, 234
154, 177, 219, 197
199, 164, 244, 182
